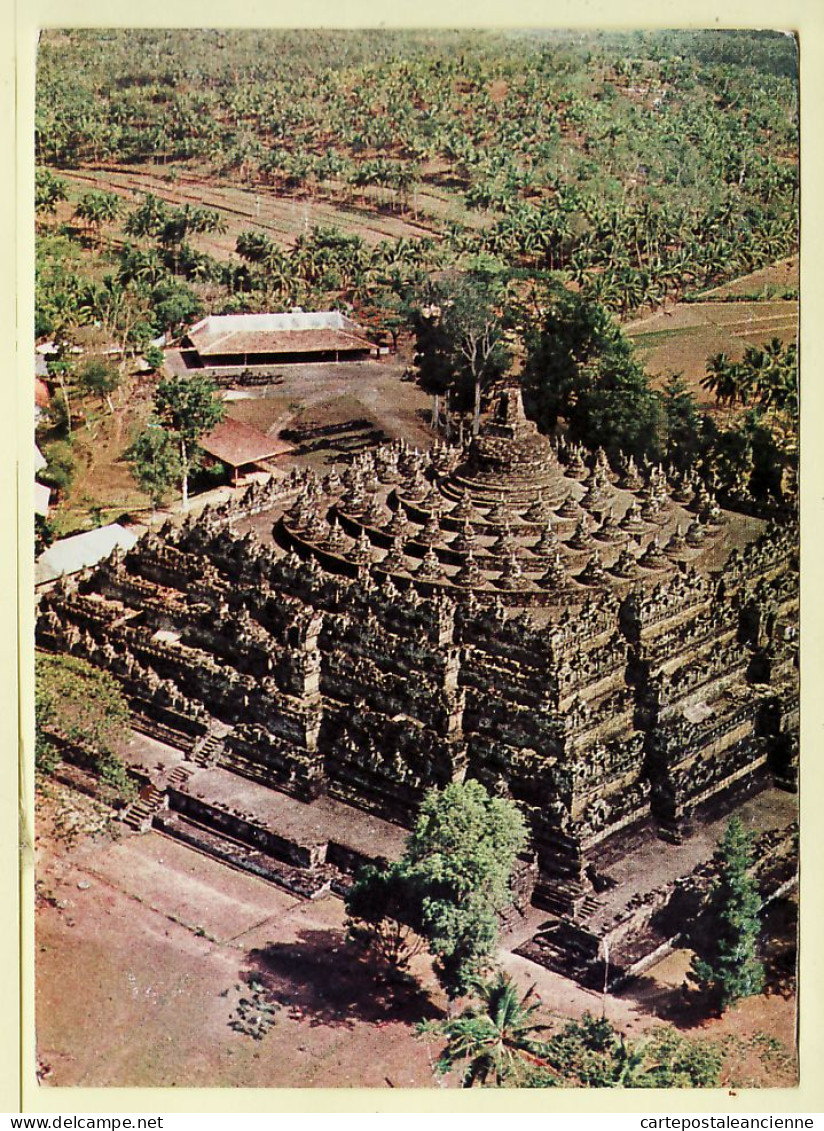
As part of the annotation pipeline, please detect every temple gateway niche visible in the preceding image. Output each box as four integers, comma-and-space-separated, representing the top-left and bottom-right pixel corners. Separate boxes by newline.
37, 385, 798, 987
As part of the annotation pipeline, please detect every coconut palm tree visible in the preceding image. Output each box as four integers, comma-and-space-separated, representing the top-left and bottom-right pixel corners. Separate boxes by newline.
427, 973, 553, 1088
73, 190, 122, 247
702, 352, 747, 419
743, 339, 798, 422
124, 193, 169, 240
117, 244, 166, 288
35, 169, 68, 220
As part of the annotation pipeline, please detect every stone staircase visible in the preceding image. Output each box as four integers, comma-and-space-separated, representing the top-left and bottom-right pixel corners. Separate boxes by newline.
121, 784, 166, 832
515, 919, 604, 988
121, 763, 196, 833
167, 764, 194, 790
191, 726, 233, 768
578, 893, 604, 919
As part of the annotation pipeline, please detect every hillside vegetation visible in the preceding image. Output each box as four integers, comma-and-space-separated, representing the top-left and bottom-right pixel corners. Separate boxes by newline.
37, 28, 798, 316
34, 29, 799, 535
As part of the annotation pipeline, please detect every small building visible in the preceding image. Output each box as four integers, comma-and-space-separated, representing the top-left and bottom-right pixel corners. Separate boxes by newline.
200, 418, 294, 485
34, 444, 51, 516
180, 311, 379, 369
36, 524, 139, 588
35, 482, 52, 518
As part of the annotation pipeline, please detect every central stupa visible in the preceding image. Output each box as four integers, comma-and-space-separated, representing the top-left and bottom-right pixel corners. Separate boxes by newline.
441, 384, 565, 507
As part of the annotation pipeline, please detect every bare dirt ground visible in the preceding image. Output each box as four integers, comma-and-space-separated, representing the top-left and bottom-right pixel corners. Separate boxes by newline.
35, 795, 444, 1089
220, 357, 435, 466
35, 788, 797, 1091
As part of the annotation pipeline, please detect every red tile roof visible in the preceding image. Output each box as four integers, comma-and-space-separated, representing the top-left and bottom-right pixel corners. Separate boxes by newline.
194, 328, 374, 357
200, 419, 293, 469
185, 311, 376, 359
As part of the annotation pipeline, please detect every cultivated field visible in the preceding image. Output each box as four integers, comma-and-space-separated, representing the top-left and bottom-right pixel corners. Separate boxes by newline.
625, 297, 798, 406
701, 255, 798, 299
56, 163, 489, 260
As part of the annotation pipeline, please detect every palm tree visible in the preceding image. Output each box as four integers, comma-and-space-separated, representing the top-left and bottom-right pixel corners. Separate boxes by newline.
124, 193, 169, 240
425, 973, 553, 1088
35, 169, 68, 220
702, 352, 748, 420
117, 244, 166, 288
743, 338, 798, 423
73, 191, 121, 247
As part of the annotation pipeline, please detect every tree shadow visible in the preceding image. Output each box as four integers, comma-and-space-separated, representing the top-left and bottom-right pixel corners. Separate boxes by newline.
760, 897, 798, 1001
241, 927, 441, 1031
616, 897, 798, 1025
614, 974, 713, 1031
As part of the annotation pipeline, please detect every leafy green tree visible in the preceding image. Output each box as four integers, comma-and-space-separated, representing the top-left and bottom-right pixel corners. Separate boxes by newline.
345, 861, 425, 976
738, 339, 798, 432
127, 420, 183, 511
35, 168, 67, 217
575, 362, 662, 465
537, 1013, 643, 1087
45, 349, 77, 438
39, 440, 77, 499
631, 1026, 723, 1088
414, 275, 512, 437
153, 374, 225, 510
406, 780, 529, 998
521, 279, 660, 461
35, 652, 136, 803
117, 244, 167, 288
35, 512, 56, 558
689, 816, 765, 1013
156, 204, 227, 273
702, 352, 746, 416
355, 289, 410, 353
150, 278, 202, 340
411, 305, 455, 434
73, 190, 121, 246
423, 973, 551, 1087
77, 357, 120, 413
347, 780, 529, 1000
124, 193, 169, 240
528, 1014, 722, 1088
143, 344, 166, 373
661, 373, 703, 471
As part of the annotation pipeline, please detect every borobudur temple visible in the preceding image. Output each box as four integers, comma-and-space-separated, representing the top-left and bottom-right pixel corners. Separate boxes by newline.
36, 386, 799, 987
